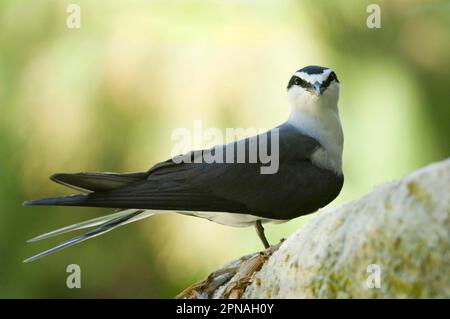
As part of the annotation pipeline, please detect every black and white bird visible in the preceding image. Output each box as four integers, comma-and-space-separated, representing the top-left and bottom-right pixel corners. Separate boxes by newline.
23, 65, 344, 262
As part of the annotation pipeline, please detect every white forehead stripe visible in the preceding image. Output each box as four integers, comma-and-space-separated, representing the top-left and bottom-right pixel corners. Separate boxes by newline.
294, 69, 332, 83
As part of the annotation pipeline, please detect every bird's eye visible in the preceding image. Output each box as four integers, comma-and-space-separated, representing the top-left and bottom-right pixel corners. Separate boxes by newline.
287, 76, 311, 90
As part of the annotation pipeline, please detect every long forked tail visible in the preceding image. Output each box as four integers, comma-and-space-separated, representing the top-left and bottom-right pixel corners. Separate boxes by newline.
24, 209, 155, 263
24, 171, 154, 262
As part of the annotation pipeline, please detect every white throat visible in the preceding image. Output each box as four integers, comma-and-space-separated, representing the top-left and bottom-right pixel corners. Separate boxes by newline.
287, 85, 343, 174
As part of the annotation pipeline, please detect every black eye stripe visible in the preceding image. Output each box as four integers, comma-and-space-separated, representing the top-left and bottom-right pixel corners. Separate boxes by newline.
321, 72, 339, 89
287, 72, 339, 91
287, 76, 311, 90
295, 77, 309, 87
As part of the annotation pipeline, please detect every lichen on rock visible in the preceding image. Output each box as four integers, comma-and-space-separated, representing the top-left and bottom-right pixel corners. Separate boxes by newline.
177, 159, 450, 298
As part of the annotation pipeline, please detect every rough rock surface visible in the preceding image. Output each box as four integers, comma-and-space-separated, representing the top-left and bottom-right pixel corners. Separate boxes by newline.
243, 159, 450, 298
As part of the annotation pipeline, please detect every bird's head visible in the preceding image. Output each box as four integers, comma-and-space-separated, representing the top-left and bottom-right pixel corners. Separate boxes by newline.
287, 65, 340, 109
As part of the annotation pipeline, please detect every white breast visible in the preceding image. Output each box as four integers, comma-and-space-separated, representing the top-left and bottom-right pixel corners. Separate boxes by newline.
287, 84, 344, 174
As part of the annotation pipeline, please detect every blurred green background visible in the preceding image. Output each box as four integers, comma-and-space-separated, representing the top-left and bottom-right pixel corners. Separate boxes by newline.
0, 0, 449, 298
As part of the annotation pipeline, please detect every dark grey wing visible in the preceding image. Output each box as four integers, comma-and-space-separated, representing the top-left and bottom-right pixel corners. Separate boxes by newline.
79, 122, 332, 218
140, 121, 342, 219
26, 122, 342, 219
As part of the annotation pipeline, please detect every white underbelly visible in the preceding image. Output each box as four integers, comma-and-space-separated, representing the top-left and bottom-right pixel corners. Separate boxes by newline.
177, 211, 289, 227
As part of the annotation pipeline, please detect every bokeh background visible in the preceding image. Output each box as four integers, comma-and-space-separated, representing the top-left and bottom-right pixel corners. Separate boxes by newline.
0, 0, 449, 298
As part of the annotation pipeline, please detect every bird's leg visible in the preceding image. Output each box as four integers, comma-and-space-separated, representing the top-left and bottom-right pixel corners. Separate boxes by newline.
255, 220, 270, 249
